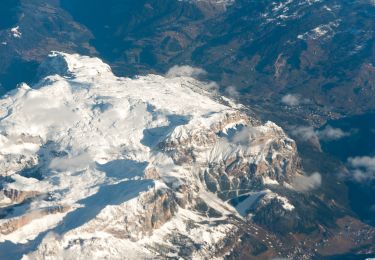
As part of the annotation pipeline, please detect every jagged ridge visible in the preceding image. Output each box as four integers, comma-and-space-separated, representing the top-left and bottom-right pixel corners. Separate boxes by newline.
0, 52, 302, 259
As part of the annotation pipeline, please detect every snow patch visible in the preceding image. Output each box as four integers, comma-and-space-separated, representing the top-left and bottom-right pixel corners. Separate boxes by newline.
10, 26, 22, 38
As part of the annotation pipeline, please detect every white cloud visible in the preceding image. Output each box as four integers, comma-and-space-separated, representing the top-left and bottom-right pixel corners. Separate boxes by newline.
21, 95, 78, 126
204, 81, 220, 92
281, 93, 312, 106
292, 172, 322, 191
348, 156, 375, 182
10, 26, 22, 38
290, 125, 349, 144
291, 126, 317, 140
281, 94, 300, 106
50, 153, 92, 172
290, 125, 322, 150
31, 107, 78, 125
165, 65, 207, 78
231, 126, 259, 145
316, 125, 349, 141
165, 65, 223, 96
224, 86, 240, 99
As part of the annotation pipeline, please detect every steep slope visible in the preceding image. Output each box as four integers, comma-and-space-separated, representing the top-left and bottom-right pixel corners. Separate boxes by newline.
0, 52, 299, 258
0, 53, 373, 259
0, 0, 96, 95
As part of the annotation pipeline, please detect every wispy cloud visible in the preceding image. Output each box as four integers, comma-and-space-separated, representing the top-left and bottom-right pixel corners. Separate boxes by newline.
281, 93, 311, 106
166, 65, 207, 78
292, 172, 322, 191
347, 156, 375, 182
50, 152, 92, 172
290, 126, 317, 140
281, 94, 300, 106
166, 66, 242, 99
20, 94, 78, 126
316, 125, 350, 141
231, 126, 260, 145
204, 81, 220, 92
290, 125, 349, 145
223, 86, 240, 99
290, 125, 321, 150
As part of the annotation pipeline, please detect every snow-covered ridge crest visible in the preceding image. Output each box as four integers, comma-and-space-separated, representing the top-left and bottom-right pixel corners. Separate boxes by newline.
0, 52, 301, 259
38, 51, 112, 78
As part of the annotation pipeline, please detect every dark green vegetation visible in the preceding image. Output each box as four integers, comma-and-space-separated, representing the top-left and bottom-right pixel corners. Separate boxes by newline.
60, 0, 375, 119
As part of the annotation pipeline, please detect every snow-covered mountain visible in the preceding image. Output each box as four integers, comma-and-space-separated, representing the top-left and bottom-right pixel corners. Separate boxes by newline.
0, 52, 312, 259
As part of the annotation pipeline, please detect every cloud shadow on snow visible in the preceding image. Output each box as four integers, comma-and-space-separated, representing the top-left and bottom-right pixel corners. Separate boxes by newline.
0, 159, 153, 259
97, 159, 148, 180
141, 105, 190, 149
54, 179, 153, 235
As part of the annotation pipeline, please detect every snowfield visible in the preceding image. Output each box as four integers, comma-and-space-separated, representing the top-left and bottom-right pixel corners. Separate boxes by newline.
0, 52, 299, 259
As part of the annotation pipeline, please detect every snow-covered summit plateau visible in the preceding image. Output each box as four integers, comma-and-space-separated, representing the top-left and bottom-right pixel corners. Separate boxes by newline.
0, 52, 301, 259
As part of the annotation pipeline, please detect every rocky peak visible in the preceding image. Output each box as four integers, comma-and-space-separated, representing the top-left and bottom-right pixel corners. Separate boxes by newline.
0, 52, 306, 259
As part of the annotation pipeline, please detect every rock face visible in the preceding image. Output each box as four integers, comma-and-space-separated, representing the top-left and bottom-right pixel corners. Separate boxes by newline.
0, 52, 305, 258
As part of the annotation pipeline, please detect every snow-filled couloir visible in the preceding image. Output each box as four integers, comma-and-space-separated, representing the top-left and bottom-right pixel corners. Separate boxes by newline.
0, 52, 302, 259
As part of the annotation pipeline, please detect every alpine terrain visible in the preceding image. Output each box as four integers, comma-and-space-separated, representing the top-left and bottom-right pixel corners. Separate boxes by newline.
0, 52, 373, 259
0, 0, 374, 259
